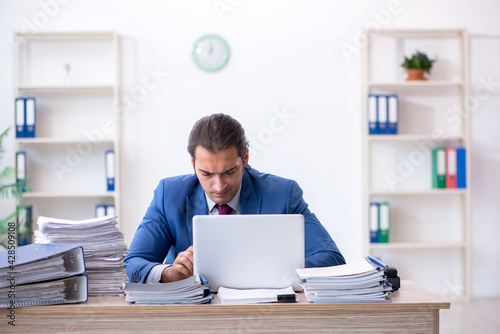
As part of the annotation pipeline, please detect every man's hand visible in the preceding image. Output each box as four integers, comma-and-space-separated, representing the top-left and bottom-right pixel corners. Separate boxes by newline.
160, 246, 194, 283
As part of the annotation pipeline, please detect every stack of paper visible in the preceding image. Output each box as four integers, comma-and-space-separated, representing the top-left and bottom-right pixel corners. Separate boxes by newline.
124, 273, 213, 304
296, 256, 393, 303
35, 215, 128, 296
217, 286, 297, 304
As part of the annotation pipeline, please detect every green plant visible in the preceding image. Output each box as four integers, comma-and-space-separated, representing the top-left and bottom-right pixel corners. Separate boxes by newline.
0, 127, 30, 249
401, 51, 436, 74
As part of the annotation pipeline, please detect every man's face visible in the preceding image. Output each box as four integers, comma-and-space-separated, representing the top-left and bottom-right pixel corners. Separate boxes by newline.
191, 146, 249, 205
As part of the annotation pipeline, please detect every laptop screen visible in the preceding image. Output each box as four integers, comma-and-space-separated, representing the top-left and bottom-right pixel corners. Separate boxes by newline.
192, 214, 305, 292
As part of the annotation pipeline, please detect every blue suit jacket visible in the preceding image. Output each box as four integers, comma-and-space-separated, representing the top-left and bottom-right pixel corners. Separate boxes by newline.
124, 166, 345, 283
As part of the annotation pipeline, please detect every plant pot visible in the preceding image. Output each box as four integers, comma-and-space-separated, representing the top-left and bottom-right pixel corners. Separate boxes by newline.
405, 69, 426, 81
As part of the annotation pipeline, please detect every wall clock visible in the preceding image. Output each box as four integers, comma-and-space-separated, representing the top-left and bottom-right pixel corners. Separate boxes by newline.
192, 35, 230, 72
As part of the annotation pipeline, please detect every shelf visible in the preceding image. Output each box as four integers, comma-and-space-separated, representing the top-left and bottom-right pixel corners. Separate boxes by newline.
15, 138, 115, 145
16, 31, 116, 39
13, 31, 122, 229
368, 189, 468, 196
369, 241, 465, 250
366, 135, 466, 142
368, 81, 464, 88
362, 28, 470, 298
16, 84, 115, 92
365, 29, 465, 38
22, 192, 116, 199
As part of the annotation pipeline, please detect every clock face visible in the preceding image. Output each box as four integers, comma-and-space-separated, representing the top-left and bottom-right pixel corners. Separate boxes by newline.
192, 35, 230, 72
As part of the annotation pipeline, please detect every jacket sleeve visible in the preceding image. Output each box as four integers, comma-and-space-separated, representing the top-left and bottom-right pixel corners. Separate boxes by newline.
124, 181, 173, 283
286, 180, 346, 268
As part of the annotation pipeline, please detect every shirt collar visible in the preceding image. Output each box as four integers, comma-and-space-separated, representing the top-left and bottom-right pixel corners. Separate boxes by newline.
205, 184, 242, 214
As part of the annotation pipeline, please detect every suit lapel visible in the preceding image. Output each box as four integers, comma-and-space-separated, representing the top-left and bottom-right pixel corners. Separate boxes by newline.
240, 168, 261, 214
186, 182, 208, 243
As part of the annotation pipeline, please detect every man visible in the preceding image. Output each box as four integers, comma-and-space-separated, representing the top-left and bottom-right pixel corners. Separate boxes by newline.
124, 113, 345, 283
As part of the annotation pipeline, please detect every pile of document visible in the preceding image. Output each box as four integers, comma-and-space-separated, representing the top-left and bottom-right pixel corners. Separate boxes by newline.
217, 286, 298, 304
124, 273, 213, 304
35, 215, 128, 296
0, 244, 88, 307
296, 256, 393, 303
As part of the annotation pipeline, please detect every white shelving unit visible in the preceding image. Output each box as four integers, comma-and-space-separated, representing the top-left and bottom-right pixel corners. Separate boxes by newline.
361, 29, 470, 298
13, 32, 121, 229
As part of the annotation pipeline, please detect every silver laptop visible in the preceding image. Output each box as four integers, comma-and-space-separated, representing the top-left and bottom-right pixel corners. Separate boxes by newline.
193, 214, 305, 292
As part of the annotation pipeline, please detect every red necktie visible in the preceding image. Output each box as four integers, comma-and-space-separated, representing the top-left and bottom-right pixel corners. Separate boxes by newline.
216, 204, 232, 215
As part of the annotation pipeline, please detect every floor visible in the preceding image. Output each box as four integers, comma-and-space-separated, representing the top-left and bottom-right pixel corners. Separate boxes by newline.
440, 297, 500, 333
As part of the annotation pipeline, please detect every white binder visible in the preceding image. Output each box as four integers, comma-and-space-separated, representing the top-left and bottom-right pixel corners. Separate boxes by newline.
105, 150, 115, 191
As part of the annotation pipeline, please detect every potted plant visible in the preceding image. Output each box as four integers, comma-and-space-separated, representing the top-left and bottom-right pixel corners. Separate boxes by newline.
401, 51, 435, 81
0, 127, 30, 249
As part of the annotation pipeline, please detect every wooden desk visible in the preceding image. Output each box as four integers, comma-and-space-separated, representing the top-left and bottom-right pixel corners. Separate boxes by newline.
1, 280, 449, 334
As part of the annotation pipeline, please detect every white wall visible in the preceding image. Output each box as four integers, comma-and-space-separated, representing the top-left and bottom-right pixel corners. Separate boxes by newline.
1, 0, 499, 298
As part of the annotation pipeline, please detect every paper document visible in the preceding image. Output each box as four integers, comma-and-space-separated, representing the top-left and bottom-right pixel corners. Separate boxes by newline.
217, 286, 297, 304
35, 215, 128, 296
124, 273, 213, 305
296, 257, 392, 303
296, 258, 379, 279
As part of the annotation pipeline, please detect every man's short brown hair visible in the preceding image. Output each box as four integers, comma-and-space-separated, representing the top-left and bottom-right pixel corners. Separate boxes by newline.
187, 113, 249, 160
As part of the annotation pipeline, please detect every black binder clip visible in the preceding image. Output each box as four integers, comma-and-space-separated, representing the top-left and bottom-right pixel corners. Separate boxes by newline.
385, 267, 400, 291
277, 294, 297, 303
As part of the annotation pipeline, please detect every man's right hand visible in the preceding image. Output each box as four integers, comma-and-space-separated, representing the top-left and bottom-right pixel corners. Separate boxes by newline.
160, 246, 194, 283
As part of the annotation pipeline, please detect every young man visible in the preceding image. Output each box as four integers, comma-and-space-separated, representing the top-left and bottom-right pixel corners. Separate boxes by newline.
124, 114, 345, 283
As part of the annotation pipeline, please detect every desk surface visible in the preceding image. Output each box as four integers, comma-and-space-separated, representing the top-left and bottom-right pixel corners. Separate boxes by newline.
15, 280, 450, 314
2, 280, 450, 333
